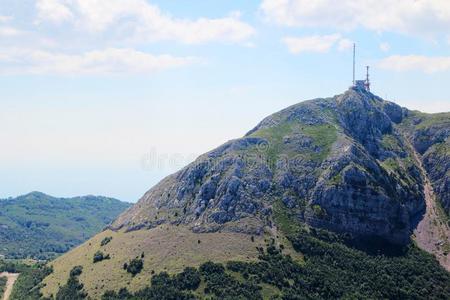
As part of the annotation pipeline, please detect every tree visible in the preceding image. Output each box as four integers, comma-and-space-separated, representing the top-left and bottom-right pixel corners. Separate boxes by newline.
126, 258, 143, 276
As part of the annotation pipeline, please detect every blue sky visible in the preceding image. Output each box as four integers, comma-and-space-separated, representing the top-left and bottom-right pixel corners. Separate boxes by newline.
1, 0, 449, 202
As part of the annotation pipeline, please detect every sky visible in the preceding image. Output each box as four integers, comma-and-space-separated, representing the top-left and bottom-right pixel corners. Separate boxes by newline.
1, 0, 450, 202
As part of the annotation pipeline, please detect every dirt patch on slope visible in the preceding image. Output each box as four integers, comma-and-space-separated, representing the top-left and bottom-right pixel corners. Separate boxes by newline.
0, 272, 19, 300
413, 151, 450, 271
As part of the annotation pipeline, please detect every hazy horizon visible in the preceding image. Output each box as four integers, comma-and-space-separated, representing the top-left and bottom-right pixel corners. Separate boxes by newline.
1, 0, 450, 202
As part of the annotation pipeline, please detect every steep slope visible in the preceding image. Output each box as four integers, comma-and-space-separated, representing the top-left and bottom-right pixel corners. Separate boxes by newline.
398, 111, 450, 269
399, 111, 450, 216
0, 192, 130, 259
41, 88, 449, 298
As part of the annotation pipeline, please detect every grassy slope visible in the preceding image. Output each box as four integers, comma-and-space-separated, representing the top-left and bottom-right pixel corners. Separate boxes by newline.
249, 122, 338, 165
42, 225, 266, 299
0, 192, 130, 259
44, 227, 450, 300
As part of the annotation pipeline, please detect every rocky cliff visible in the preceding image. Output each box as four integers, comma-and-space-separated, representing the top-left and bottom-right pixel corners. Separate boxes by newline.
398, 111, 450, 215
112, 87, 432, 245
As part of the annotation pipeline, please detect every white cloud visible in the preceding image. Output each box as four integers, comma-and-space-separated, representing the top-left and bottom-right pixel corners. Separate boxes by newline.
337, 38, 353, 51
0, 26, 24, 37
35, 0, 255, 44
36, 0, 73, 23
0, 15, 13, 23
282, 34, 351, 54
379, 42, 390, 52
378, 55, 450, 73
260, 0, 450, 38
0, 48, 196, 75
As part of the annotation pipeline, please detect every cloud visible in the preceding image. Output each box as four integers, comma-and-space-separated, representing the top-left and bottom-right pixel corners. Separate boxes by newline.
282, 34, 351, 54
0, 48, 196, 75
0, 16, 13, 23
260, 0, 450, 38
378, 55, 450, 73
36, 0, 73, 23
35, 0, 255, 44
337, 38, 353, 51
0, 26, 24, 37
379, 42, 390, 52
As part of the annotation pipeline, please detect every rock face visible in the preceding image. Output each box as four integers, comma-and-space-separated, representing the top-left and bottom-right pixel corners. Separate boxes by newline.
398, 111, 450, 215
112, 88, 448, 245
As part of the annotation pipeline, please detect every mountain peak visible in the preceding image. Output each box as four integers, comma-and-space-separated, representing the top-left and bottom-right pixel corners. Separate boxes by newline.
21, 191, 52, 199
111, 90, 423, 245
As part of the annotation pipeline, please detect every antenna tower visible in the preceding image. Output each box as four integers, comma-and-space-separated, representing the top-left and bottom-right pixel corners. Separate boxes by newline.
352, 43, 356, 86
365, 66, 370, 92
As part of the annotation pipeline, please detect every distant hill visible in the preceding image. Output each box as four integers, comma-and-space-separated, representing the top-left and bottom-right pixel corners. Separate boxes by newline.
0, 192, 131, 259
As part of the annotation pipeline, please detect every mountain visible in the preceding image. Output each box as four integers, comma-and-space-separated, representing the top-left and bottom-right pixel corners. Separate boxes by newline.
0, 192, 131, 259
40, 88, 450, 299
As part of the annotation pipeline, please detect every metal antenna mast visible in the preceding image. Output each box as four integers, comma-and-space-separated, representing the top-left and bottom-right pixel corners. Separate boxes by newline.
352, 43, 356, 86
365, 65, 370, 92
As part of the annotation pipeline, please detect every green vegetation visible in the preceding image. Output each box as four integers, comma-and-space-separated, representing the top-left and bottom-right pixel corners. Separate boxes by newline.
125, 258, 144, 276
302, 124, 337, 161
380, 156, 419, 189
414, 112, 450, 129
6, 261, 53, 300
311, 204, 327, 219
82, 230, 450, 299
272, 199, 303, 236
93, 251, 110, 263
434, 141, 450, 156
42, 226, 264, 298
100, 236, 113, 247
0, 276, 6, 297
55, 266, 87, 300
15, 228, 450, 299
250, 122, 294, 168
381, 134, 402, 152
250, 122, 338, 168
0, 192, 130, 259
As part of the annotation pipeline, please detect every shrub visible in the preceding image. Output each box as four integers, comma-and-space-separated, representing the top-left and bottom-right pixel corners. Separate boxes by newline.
175, 267, 201, 290
93, 251, 110, 263
55, 267, 87, 300
100, 237, 113, 247
126, 258, 143, 276
70, 266, 83, 277
199, 261, 224, 276
102, 288, 131, 300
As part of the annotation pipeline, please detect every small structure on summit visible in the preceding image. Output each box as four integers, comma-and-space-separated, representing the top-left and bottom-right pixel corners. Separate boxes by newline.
352, 44, 371, 92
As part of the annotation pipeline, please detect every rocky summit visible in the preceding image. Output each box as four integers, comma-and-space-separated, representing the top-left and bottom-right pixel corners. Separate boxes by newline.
112, 87, 446, 245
